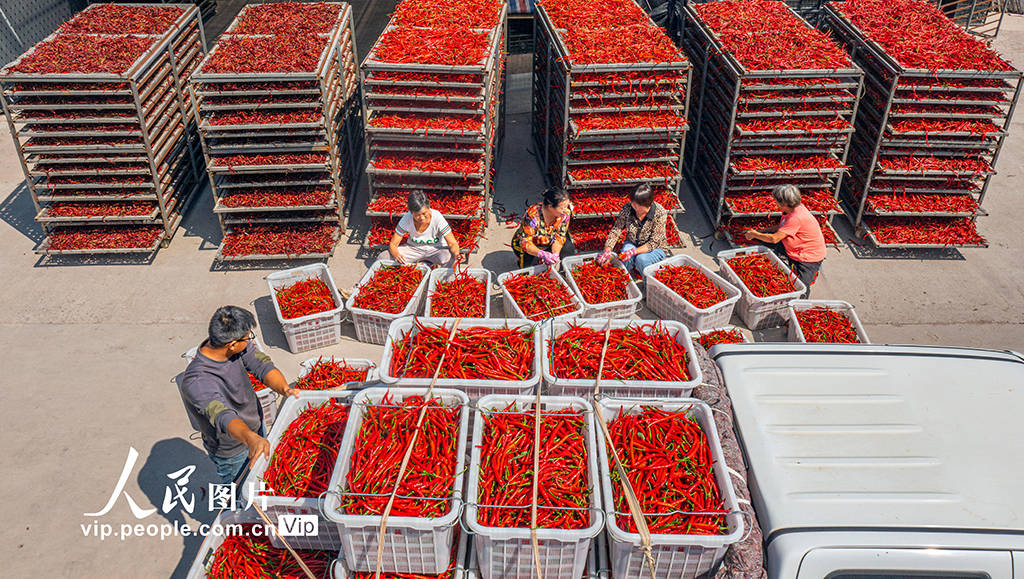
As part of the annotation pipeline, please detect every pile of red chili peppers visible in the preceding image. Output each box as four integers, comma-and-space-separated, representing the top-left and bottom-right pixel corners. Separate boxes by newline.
429, 269, 488, 317
274, 278, 335, 319
694, 328, 746, 349
219, 186, 333, 209
295, 357, 372, 390
570, 260, 630, 304
550, 322, 692, 382
231, 2, 343, 34
10, 35, 155, 74
372, 153, 483, 175
503, 271, 578, 320
207, 528, 333, 578
865, 216, 986, 245
607, 406, 727, 534
343, 393, 460, 518
48, 225, 162, 250
221, 224, 337, 257
202, 35, 330, 74
47, 201, 154, 218
59, 4, 183, 34
352, 264, 424, 314
390, 320, 534, 380
726, 253, 798, 297
653, 265, 728, 309
262, 399, 349, 498
477, 404, 591, 529
793, 306, 862, 343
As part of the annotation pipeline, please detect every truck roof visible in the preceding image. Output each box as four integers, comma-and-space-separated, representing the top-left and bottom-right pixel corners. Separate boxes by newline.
712, 344, 1024, 537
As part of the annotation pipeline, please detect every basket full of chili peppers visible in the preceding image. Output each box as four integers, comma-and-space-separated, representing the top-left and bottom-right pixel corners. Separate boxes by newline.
465, 395, 603, 579
267, 263, 345, 353
331, 529, 470, 579
562, 252, 642, 320
424, 266, 492, 318
187, 510, 335, 579
241, 391, 352, 551
643, 254, 742, 332
297, 356, 379, 389
381, 317, 541, 398
787, 299, 870, 343
323, 387, 470, 575
345, 260, 431, 345
541, 319, 703, 399
498, 264, 585, 322
717, 246, 806, 330
596, 398, 743, 579
689, 326, 751, 352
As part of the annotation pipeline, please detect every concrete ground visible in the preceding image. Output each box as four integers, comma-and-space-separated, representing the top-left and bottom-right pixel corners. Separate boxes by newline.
0, 3, 1022, 577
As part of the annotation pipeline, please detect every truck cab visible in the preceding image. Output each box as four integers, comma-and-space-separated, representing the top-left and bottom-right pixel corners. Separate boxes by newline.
712, 344, 1024, 578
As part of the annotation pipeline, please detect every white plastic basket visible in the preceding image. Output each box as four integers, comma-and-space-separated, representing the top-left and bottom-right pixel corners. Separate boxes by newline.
562, 252, 643, 319
186, 510, 268, 579
595, 398, 744, 579
688, 325, 753, 350
540, 319, 703, 398
182, 338, 280, 430
324, 387, 471, 575
241, 391, 354, 551
787, 299, 871, 344
643, 254, 741, 331
464, 518, 611, 579
379, 317, 541, 399
268, 263, 345, 353
465, 395, 603, 579
346, 260, 431, 345
297, 356, 380, 387
424, 267, 493, 318
716, 246, 806, 330
497, 264, 584, 322
331, 530, 470, 579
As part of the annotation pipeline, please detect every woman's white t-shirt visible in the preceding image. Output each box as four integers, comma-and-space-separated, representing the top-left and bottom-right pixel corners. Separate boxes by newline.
396, 209, 452, 247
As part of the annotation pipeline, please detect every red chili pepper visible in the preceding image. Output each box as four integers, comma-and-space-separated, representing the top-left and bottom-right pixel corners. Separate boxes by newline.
372, 27, 490, 67
864, 216, 986, 246
342, 393, 460, 519
654, 265, 727, 309
220, 224, 338, 257
793, 307, 862, 343
607, 406, 728, 535
694, 328, 746, 349
202, 35, 330, 74
47, 225, 163, 250
231, 2, 344, 34
207, 524, 333, 578
59, 4, 183, 34
219, 186, 334, 209
274, 278, 335, 319
726, 253, 799, 297
428, 269, 488, 317
550, 322, 692, 382
570, 260, 630, 304
503, 272, 578, 321
208, 109, 323, 126
8, 35, 156, 75
295, 357, 372, 390
390, 319, 533, 380
476, 404, 591, 529
46, 201, 154, 218
262, 400, 349, 498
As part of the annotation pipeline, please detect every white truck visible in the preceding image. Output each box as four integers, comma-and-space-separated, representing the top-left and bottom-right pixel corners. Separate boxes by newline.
711, 343, 1024, 578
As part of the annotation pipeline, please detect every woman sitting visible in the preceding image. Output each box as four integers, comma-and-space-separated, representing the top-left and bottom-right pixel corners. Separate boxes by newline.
380, 190, 462, 266
743, 184, 825, 295
597, 184, 669, 275
511, 187, 575, 267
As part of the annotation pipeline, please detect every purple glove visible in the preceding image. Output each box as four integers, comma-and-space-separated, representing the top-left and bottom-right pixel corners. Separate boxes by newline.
537, 250, 559, 265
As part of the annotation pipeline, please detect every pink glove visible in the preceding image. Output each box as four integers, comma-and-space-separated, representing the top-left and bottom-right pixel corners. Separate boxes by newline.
619, 248, 638, 261
597, 249, 613, 265
537, 250, 559, 265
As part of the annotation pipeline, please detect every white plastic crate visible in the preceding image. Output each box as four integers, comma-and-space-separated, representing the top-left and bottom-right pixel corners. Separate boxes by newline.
182, 338, 280, 430
787, 299, 871, 344
241, 391, 355, 551
540, 319, 703, 398
643, 254, 741, 331
379, 317, 541, 399
297, 356, 380, 387
464, 528, 610, 579
688, 325, 753, 351
716, 246, 806, 330
346, 260, 431, 345
187, 510, 265, 579
268, 263, 346, 353
465, 395, 603, 579
324, 387, 471, 574
331, 529, 470, 579
424, 267, 493, 318
497, 264, 584, 322
562, 252, 642, 319
595, 398, 744, 579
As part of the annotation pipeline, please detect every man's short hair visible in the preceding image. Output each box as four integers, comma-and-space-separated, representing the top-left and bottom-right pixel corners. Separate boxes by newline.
208, 306, 256, 347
